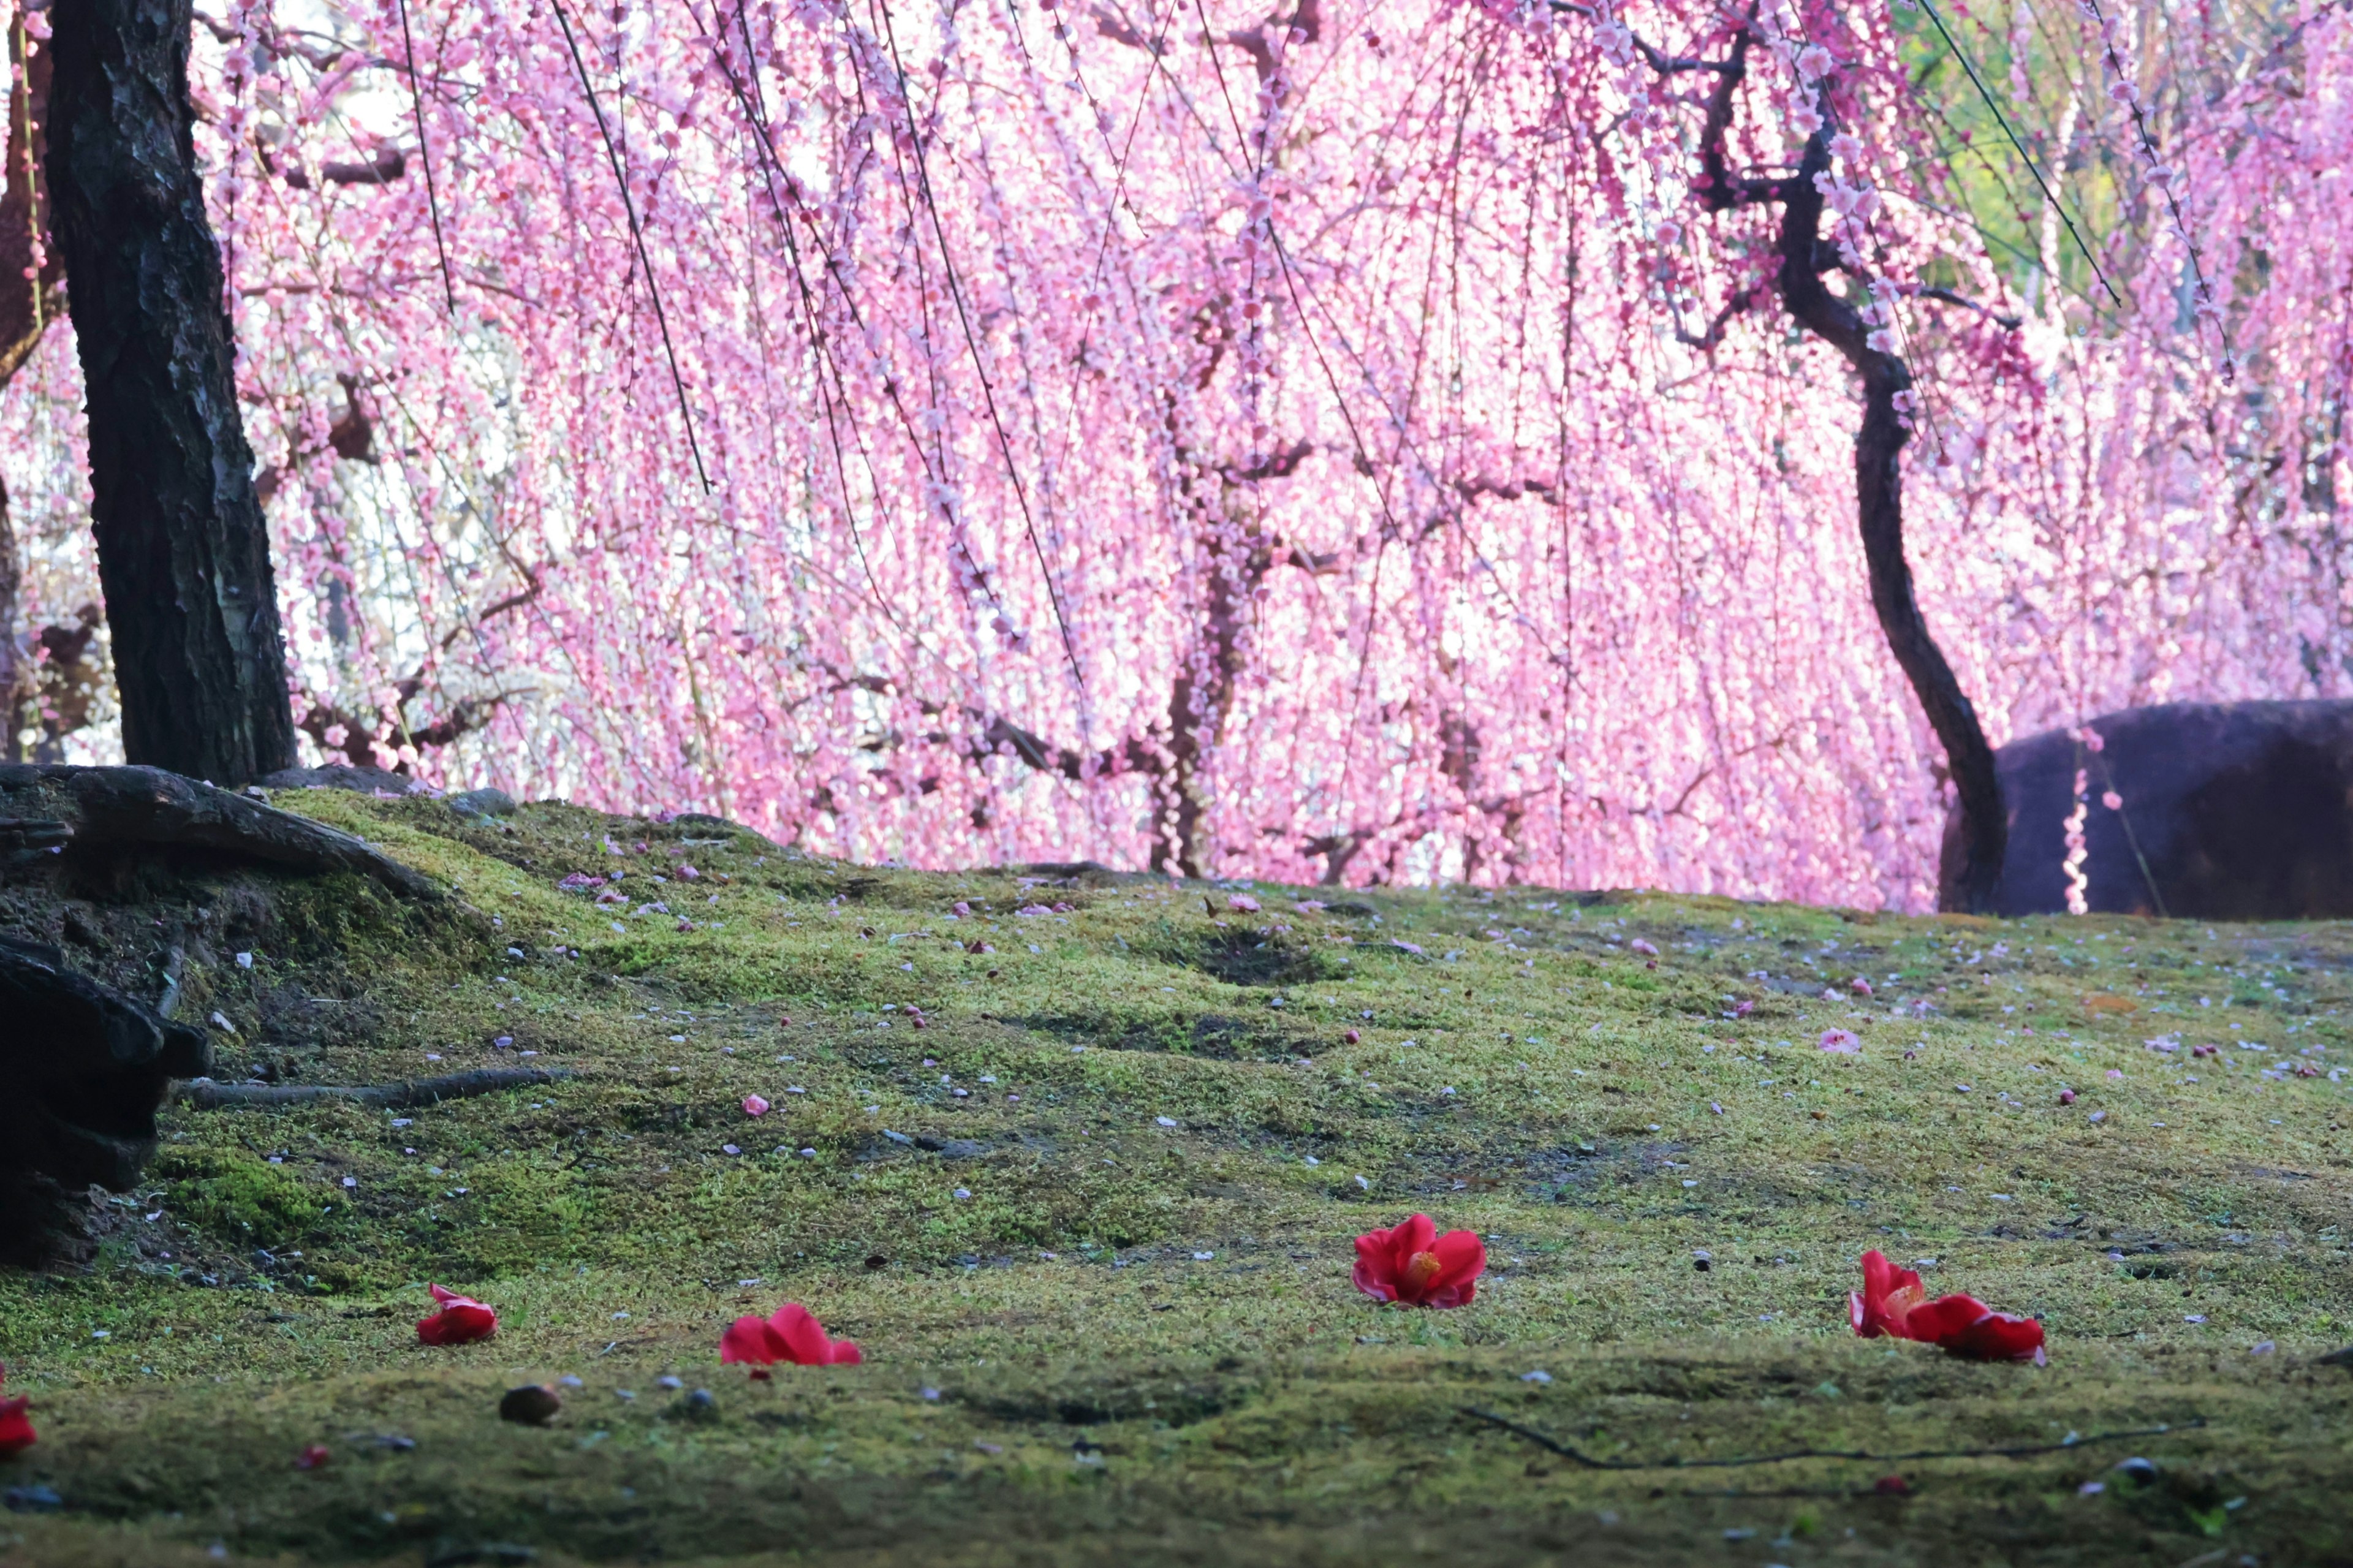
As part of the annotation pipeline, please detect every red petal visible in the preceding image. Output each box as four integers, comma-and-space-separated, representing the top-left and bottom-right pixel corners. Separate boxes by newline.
1942, 1310, 2046, 1363
1356, 1213, 1436, 1290
1351, 1257, 1400, 1301
827, 1339, 864, 1365
0, 1397, 35, 1459
1854, 1251, 1924, 1338
1900, 1292, 1995, 1347
720, 1314, 781, 1365
1390, 1213, 1438, 1266
1419, 1230, 1487, 1308
417, 1299, 498, 1346
770, 1303, 837, 1366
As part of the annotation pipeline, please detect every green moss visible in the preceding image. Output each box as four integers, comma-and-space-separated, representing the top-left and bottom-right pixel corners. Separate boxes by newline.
153, 1148, 336, 1253
0, 797, 2348, 1565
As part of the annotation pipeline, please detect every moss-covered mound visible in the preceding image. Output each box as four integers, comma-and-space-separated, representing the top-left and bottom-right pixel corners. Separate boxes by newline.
1, 791, 2348, 1566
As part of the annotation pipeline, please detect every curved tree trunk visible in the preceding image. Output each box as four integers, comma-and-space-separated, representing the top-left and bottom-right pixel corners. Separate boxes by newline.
1688, 34, 2006, 912
45, 0, 296, 787
1771, 134, 2007, 912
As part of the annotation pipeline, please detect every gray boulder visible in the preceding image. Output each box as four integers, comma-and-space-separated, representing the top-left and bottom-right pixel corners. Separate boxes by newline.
1940, 700, 2353, 918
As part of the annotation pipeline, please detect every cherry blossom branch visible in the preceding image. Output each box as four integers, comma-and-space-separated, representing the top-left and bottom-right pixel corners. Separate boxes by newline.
547, 0, 710, 491
1917, 286, 2021, 331
2075, 0, 2233, 381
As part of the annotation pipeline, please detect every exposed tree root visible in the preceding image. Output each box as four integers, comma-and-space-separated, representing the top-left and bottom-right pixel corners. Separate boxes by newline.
1, 763, 444, 900
179, 1066, 575, 1111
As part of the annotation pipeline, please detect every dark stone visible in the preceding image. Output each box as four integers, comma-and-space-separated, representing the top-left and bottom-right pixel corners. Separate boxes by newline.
1941, 700, 2353, 918
257, 764, 422, 795
914, 1136, 987, 1160
446, 788, 518, 822
497, 1384, 562, 1426
0, 934, 208, 1265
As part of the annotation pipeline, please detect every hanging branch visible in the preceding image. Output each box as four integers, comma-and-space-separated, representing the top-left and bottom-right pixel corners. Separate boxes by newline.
1909, 0, 2121, 308
389, 0, 455, 314
870, 0, 1086, 691
1462, 1407, 2207, 1470
548, 0, 711, 492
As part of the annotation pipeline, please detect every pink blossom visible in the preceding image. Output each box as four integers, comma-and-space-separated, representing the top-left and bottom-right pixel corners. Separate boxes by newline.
15, 0, 2308, 924
1228, 893, 1262, 912
743, 1094, 771, 1117
1819, 1029, 1862, 1053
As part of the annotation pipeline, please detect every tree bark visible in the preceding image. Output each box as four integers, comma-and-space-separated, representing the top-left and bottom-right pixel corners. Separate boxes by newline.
1686, 32, 2007, 912
44, 0, 296, 787
1770, 132, 2007, 912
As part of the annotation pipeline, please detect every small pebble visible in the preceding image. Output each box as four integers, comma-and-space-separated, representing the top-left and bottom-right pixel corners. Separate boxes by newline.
499, 1384, 563, 1426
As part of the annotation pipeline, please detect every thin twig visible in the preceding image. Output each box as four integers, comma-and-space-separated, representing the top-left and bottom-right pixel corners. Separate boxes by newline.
871, 0, 1086, 691
1917, 287, 2023, 331
390, 0, 455, 314
1911, 0, 2121, 306
1462, 1407, 2204, 1470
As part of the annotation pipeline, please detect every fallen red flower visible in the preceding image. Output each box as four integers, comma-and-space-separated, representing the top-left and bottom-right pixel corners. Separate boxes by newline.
1850, 1251, 2045, 1363
417, 1283, 499, 1346
295, 1444, 333, 1470
720, 1302, 862, 1367
1353, 1214, 1485, 1309
0, 1363, 34, 1459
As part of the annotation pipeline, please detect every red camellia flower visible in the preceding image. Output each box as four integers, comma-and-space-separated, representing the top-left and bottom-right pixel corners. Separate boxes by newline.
1353, 1214, 1486, 1308
1851, 1251, 2045, 1363
720, 1303, 862, 1369
0, 1363, 34, 1459
417, 1283, 499, 1346
295, 1444, 333, 1471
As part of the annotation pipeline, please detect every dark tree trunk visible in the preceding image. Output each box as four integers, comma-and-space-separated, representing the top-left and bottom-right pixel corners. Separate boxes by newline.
45, 0, 295, 787
1689, 35, 2007, 912
1770, 134, 2006, 912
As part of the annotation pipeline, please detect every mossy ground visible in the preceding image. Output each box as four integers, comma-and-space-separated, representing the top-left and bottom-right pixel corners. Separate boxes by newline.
3, 793, 2350, 1567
